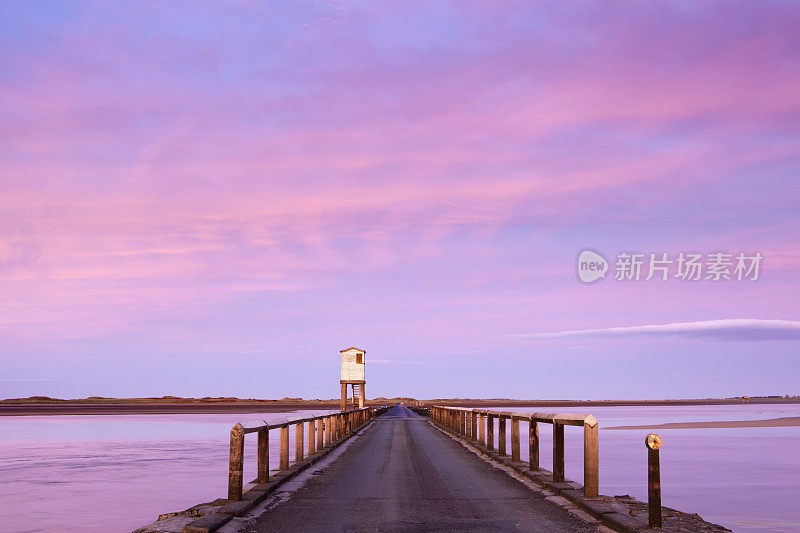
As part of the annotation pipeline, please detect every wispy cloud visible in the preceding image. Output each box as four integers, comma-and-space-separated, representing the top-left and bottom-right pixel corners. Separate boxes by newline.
0, 378, 61, 384
510, 319, 800, 341
369, 359, 428, 365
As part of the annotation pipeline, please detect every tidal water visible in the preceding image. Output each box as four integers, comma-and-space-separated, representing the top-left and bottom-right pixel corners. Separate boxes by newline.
0, 404, 798, 532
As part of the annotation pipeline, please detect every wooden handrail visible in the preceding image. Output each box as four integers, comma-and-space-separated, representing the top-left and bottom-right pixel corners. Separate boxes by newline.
431, 405, 599, 497
227, 407, 374, 501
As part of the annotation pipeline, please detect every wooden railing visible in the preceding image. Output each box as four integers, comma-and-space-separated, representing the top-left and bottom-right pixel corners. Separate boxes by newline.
227, 407, 373, 501
431, 406, 599, 497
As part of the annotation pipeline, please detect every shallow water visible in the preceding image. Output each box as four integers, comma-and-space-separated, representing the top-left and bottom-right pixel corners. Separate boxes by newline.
0, 410, 332, 533
0, 405, 798, 532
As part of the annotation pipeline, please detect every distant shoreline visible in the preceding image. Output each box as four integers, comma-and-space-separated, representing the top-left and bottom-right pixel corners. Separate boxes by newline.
1, 396, 797, 416
606, 416, 800, 430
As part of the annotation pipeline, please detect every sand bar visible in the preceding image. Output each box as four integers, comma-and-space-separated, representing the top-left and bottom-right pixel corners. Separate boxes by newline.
606, 416, 800, 430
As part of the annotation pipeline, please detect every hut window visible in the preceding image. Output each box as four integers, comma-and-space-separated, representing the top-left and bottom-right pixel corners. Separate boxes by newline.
356, 353, 363, 364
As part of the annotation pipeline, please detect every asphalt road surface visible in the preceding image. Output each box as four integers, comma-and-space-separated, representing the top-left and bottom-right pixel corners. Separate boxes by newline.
245, 405, 599, 532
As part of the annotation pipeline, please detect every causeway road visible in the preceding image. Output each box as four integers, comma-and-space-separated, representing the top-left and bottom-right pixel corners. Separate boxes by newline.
245, 405, 601, 532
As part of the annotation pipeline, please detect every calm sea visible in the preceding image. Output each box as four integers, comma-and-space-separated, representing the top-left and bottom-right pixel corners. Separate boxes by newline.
0, 404, 798, 532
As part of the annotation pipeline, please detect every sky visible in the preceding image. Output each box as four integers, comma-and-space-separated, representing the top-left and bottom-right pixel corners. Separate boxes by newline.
1, 1, 799, 400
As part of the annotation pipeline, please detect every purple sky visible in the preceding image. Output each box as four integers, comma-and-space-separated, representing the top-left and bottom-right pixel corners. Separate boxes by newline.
1, 1, 799, 400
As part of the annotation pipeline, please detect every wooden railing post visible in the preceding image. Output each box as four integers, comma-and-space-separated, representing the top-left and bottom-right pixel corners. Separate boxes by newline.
553, 421, 565, 482
317, 417, 324, 450
647, 434, 663, 528
529, 417, 539, 470
584, 416, 599, 497
479, 413, 486, 446
257, 425, 269, 483
498, 415, 507, 456
280, 426, 289, 470
295, 422, 304, 461
325, 415, 332, 445
511, 417, 520, 462
228, 423, 244, 501
471, 411, 478, 441
487, 415, 495, 450
308, 419, 315, 455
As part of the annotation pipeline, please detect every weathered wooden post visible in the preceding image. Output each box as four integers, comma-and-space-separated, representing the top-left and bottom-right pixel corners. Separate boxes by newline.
646, 434, 663, 528
257, 426, 269, 483
471, 411, 478, 441
317, 417, 324, 450
529, 417, 539, 470
466, 409, 472, 437
487, 414, 495, 450
553, 421, 565, 482
498, 415, 507, 456
511, 416, 520, 462
584, 415, 599, 497
325, 415, 332, 445
228, 423, 244, 501
280, 425, 289, 470
295, 422, 304, 461
479, 413, 486, 446
308, 419, 315, 455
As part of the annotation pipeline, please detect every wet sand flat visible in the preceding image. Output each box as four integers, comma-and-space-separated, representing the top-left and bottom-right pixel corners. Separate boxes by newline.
0, 403, 315, 416
606, 416, 800, 430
